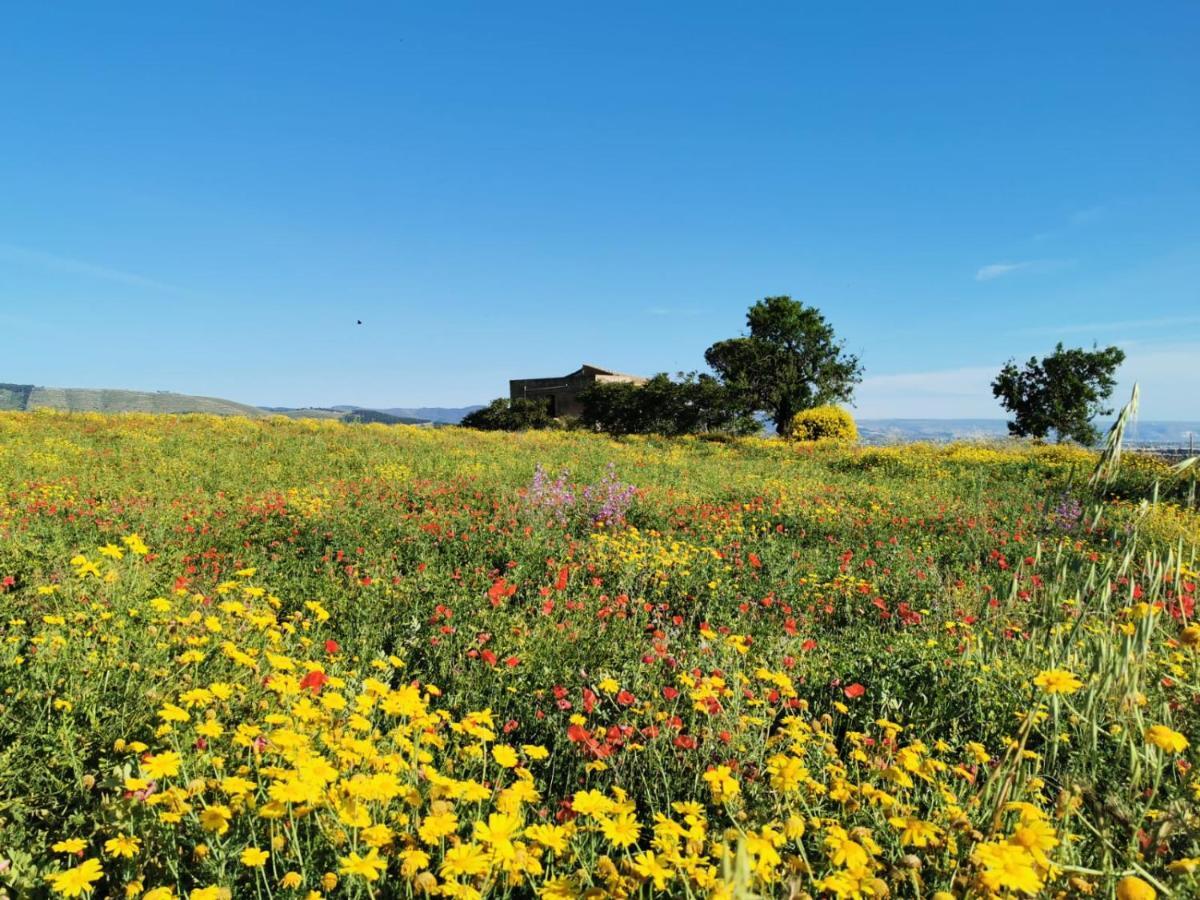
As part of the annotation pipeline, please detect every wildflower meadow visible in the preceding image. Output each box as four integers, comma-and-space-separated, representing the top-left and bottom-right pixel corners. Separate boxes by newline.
0, 410, 1197, 899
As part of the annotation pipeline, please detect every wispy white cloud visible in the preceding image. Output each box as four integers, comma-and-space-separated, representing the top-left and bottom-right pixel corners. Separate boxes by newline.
975, 258, 1075, 281
975, 262, 1032, 281
1012, 314, 1200, 336
1033, 205, 1106, 241
0, 242, 184, 293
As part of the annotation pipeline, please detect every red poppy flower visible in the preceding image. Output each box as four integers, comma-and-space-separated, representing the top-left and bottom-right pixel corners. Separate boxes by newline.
566, 724, 589, 743
843, 683, 865, 699
488, 578, 516, 607
300, 670, 329, 695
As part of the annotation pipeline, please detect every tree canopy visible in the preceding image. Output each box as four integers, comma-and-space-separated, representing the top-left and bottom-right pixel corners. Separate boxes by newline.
461, 397, 554, 431
991, 343, 1126, 444
579, 372, 758, 437
704, 296, 862, 434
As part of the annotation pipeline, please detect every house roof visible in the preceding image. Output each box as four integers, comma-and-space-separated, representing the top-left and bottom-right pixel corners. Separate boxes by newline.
578, 363, 644, 380
511, 364, 646, 385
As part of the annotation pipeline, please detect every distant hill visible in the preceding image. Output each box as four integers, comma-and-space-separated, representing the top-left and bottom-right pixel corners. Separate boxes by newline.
1, 383, 476, 427
0, 384, 35, 410
857, 419, 1010, 444
1, 383, 444, 426
289, 405, 483, 425
858, 418, 1200, 447
260, 406, 433, 426
260, 406, 344, 420
376, 406, 484, 424
338, 408, 432, 426
2, 382, 265, 417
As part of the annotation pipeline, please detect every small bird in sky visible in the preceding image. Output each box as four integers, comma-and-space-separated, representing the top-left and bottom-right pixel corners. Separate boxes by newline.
356, 320, 363, 325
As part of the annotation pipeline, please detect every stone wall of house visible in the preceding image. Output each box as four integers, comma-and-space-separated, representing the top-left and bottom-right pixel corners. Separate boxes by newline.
509, 366, 646, 419
509, 372, 590, 418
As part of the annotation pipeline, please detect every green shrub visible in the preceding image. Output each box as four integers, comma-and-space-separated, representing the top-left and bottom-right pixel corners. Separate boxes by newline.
460, 396, 553, 431
788, 405, 858, 442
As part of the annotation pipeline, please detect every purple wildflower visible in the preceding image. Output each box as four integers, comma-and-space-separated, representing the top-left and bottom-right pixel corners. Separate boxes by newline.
526, 464, 576, 523
582, 463, 637, 526
523, 462, 636, 527
1051, 495, 1083, 532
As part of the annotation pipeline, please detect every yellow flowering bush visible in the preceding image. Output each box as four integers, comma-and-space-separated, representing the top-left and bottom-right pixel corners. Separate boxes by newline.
788, 406, 858, 443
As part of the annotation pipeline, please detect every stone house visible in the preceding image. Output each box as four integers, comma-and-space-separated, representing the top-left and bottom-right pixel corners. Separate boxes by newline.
509, 364, 647, 418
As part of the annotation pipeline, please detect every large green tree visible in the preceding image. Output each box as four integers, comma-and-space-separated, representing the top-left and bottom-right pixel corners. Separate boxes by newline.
991, 343, 1126, 444
704, 296, 862, 434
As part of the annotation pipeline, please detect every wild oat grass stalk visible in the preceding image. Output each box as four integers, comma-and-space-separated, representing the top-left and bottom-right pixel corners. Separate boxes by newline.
1090, 382, 1140, 490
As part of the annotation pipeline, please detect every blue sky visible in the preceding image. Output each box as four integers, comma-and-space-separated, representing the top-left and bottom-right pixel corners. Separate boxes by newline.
2, 2, 1198, 417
